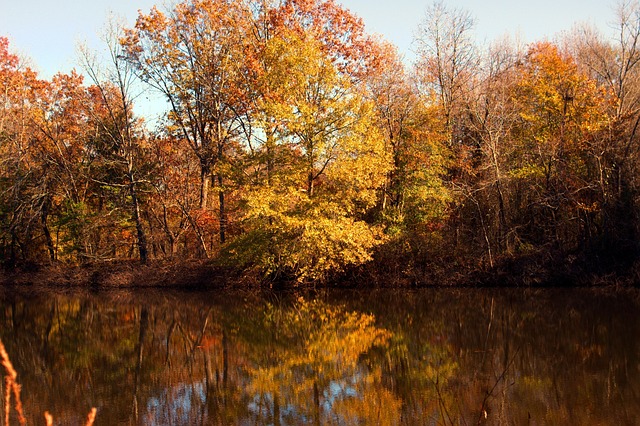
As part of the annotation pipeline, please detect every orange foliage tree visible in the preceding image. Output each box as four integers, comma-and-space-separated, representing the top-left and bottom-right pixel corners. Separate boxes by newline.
510, 42, 612, 250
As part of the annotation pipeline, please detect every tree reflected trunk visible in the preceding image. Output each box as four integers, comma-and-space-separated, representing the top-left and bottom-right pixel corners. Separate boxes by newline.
222, 327, 228, 390
132, 306, 149, 423
273, 393, 281, 426
313, 381, 321, 426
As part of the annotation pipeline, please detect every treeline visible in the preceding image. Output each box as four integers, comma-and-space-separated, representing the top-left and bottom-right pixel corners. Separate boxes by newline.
1, 0, 640, 284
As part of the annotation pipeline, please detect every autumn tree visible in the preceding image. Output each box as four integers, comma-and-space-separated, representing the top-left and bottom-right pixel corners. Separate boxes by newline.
461, 39, 524, 260
510, 42, 611, 251
367, 44, 450, 232
0, 37, 43, 264
358, 42, 453, 280
30, 71, 92, 262
0, 38, 94, 264
228, 31, 390, 282
414, 1, 477, 133
570, 0, 640, 258
122, 0, 250, 247
240, 0, 384, 183
143, 133, 201, 258
263, 0, 380, 81
79, 22, 151, 264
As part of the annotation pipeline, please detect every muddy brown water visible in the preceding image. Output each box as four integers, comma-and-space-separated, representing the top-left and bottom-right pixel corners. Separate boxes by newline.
0, 287, 638, 425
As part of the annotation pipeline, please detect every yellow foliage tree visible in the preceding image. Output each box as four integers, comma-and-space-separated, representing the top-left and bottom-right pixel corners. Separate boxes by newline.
228, 32, 391, 282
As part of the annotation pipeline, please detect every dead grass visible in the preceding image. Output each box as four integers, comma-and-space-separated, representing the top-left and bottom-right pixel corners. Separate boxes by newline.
1, 338, 25, 425
0, 337, 96, 425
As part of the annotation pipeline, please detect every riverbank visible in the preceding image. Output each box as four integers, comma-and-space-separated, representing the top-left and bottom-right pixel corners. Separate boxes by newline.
357, 249, 640, 288
0, 260, 251, 290
2, 250, 640, 289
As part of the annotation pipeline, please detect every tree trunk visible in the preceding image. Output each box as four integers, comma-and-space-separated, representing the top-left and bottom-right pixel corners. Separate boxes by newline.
132, 307, 149, 422
216, 136, 226, 244
274, 394, 281, 426
200, 166, 211, 210
307, 171, 315, 197
218, 174, 226, 244
130, 182, 148, 264
222, 327, 229, 390
313, 381, 321, 426
40, 198, 56, 263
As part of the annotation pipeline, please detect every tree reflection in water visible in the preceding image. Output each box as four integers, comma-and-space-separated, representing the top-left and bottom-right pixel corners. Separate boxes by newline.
0, 288, 638, 425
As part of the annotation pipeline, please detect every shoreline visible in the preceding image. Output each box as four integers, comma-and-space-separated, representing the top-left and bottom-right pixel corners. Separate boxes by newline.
2, 253, 639, 290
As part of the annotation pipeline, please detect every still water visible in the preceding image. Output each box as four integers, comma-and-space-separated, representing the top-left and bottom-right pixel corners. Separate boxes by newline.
0, 287, 639, 425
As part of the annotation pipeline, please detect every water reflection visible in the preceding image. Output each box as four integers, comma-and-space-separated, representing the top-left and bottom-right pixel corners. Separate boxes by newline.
0, 288, 638, 425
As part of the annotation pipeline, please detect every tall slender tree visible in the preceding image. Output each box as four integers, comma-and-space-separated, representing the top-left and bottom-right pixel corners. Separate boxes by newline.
80, 22, 150, 263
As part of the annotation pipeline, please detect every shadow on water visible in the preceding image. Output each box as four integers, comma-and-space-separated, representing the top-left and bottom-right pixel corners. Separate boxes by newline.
0, 287, 639, 425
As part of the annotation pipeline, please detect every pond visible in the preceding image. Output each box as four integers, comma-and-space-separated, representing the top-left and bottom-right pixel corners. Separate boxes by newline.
0, 287, 638, 425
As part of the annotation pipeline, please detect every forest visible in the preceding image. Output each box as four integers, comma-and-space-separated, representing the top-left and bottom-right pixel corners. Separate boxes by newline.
2, 0, 640, 286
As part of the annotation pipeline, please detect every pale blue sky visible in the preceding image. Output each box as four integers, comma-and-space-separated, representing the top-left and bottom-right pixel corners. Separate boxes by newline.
1, 0, 618, 79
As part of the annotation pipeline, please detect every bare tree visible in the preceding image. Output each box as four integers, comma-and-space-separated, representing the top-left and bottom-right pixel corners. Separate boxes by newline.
572, 1, 640, 119
414, 1, 478, 131
466, 38, 524, 253
79, 19, 149, 264
569, 0, 640, 250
